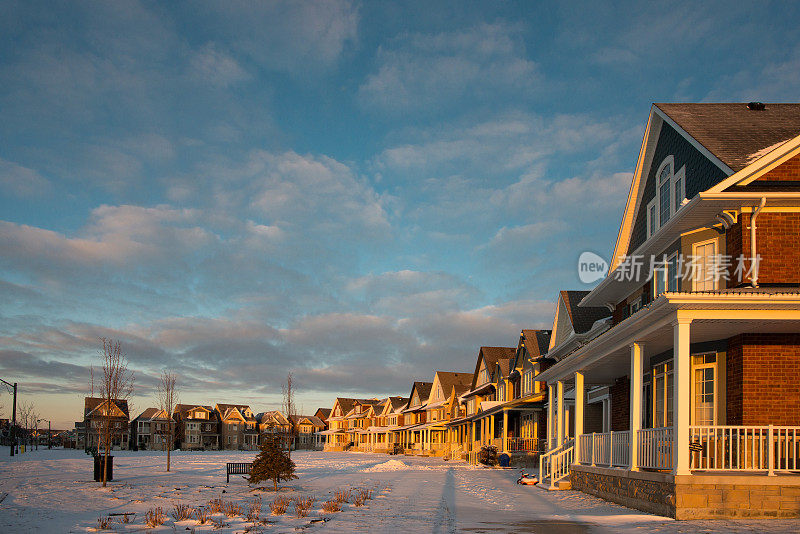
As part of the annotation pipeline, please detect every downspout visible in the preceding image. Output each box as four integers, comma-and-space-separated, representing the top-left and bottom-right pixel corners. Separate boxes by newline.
750, 197, 767, 288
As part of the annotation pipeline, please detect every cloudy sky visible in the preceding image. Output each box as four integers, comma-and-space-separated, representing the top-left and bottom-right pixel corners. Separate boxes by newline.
1, 1, 799, 428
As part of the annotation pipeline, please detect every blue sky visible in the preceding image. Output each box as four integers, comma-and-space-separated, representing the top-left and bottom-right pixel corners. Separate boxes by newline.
1, 1, 799, 428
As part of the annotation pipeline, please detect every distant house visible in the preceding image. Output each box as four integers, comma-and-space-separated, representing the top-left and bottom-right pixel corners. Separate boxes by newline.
322, 398, 368, 451
130, 408, 172, 450
398, 381, 433, 453
215, 403, 259, 450
290, 415, 325, 449
173, 404, 220, 450
313, 408, 331, 430
83, 397, 130, 451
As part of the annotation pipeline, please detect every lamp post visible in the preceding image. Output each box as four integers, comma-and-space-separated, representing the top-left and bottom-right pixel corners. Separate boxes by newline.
0, 379, 17, 457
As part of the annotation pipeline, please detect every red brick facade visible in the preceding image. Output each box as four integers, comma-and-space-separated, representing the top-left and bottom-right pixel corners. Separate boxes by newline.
726, 333, 800, 425
725, 212, 800, 286
610, 376, 630, 431
757, 153, 800, 181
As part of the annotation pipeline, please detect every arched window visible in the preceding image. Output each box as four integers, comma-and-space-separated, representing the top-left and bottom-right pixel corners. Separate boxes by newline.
646, 156, 686, 238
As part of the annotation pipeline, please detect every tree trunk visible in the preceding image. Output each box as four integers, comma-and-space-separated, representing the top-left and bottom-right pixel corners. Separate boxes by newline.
102, 430, 110, 487
167, 425, 171, 472
273, 477, 277, 492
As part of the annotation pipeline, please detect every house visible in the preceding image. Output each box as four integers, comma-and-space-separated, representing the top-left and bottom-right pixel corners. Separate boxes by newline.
344, 399, 383, 450
397, 381, 432, 454
215, 403, 259, 450
82, 397, 130, 451
535, 103, 800, 519
173, 404, 220, 450
290, 415, 325, 450
130, 408, 172, 450
314, 408, 331, 430
421, 372, 472, 457
458, 347, 515, 462
368, 396, 407, 453
322, 398, 366, 451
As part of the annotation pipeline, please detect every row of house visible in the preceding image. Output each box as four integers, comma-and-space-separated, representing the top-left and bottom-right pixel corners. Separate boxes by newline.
78, 398, 328, 451
320, 103, 800, 520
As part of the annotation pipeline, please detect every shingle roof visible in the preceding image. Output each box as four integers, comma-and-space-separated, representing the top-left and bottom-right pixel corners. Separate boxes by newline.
134, 408, 169, 421
413, 381, 433, 401
291, 415, 325, 427
84, 397, 129, 418
436, 371, 473, 396
495, 358, 512, 378
216, 403, 257, 421
561, 290, 611, 334
174, 404, 215, 419
389, 396, 409, 411
522, 329, 551, 358
314, 408, 331, 421
655, 103, 800, 172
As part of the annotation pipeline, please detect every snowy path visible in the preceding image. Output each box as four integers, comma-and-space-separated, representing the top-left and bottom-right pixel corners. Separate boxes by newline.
1, 448, 799, 533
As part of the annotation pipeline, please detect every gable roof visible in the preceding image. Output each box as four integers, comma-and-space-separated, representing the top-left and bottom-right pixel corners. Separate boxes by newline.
84, 397, 129, 418
216, 403, 256, 422
257, 410, 289, 425
134, 408, 169, 421
291, 415, 325, 427
655, 103, 800, 173
495, 358, 512, 379
560, 291, 611, 334
389, 396, 409, 412
436, 371, 473, 396
174, 404, 215, 419
314, 408, 331, 421
522, 329, 551, 359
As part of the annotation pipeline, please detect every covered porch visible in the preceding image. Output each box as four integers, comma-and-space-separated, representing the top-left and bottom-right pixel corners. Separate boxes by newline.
537, 292, 800, 518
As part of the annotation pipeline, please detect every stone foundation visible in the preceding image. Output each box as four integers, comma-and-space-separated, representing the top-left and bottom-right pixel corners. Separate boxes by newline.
570, 465, 800, 519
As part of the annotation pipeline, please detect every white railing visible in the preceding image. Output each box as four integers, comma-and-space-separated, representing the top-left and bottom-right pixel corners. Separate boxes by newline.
507, 437, 545, 452
578, 434, 593, 464
612, 431, 630, 467
539, 438, 574, 484
638, 427, 673, 470
690, 425, 800, 473
579, 431, 630, 468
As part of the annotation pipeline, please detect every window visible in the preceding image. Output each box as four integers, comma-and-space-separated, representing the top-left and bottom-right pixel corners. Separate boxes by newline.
478, 367, 489, 385
692, 353, 717, 425
652, 361, 673, 427
693, 239, 719, 291
647, 157, 687, 238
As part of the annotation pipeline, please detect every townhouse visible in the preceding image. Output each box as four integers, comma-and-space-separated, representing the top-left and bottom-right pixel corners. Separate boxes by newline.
130, 408, 172, 450
173, 404, 221, 450
535, 103, 800, 519
82, 397, 130, 451
215, 403, 260, 450
291, 415, 326, 450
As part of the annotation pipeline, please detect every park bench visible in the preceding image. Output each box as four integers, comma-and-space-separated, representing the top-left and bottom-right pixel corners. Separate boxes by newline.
226, 462, 252, 483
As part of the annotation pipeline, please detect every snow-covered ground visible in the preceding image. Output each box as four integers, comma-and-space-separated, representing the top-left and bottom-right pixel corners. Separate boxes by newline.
1, 447, 799, 533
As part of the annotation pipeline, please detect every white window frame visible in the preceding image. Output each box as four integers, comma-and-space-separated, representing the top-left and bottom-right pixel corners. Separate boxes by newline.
652, 360, 674, 428
647, 156, 687, 239
692, 238, 719, 291
690, 353, 718, 426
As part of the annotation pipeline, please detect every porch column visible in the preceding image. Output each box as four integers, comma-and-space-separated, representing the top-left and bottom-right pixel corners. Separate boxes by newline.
629, 342, 644, 471
547, 384, 555, 449
490, 416, 495, 445
673, 318, 691, 475
502, 410, 508, 453
574, 371, 584, 464
471, 421, 475, 449
556, 380, 565, 447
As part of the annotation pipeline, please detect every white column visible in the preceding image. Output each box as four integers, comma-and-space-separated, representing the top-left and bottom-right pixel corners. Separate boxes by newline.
673, 318, 691, 475
547, 384, 555, 449
630, 342, 644, 471
556, 380, 565, 446
574, 371, 584, 463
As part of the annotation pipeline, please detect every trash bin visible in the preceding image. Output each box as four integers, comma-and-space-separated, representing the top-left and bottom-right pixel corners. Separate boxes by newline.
93, 454, 114, 482
498, 452, 511, 468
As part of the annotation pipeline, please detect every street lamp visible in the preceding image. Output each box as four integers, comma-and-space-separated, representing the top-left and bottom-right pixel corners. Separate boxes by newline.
0, 378, 17, 457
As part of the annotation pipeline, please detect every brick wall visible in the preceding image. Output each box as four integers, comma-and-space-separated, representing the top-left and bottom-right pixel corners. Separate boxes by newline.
757, 153, 800, 181
727, 333, 800, 425
584, 402, 604, 433
726, 212, 800, 287
610, 376, 630, 431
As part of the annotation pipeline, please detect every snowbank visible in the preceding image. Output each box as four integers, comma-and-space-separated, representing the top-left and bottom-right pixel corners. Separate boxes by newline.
362, 459, 408, 472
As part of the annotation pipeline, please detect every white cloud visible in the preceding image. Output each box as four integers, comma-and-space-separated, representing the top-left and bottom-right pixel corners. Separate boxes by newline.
0, 158, 52, 197
359, 23, 538, 113
190, 43, 250, 87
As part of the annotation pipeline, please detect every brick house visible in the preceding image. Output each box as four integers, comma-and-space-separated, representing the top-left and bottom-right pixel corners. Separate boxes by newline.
173, 404, 220, 450
290, 415, 325, 450
535, 103, 800, 519
130, 408, 172, 450
215, 403, 259, 450
83, 397, 130, 451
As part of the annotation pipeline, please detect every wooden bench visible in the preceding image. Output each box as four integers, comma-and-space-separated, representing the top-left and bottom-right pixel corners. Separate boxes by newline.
226, 462, 253, 483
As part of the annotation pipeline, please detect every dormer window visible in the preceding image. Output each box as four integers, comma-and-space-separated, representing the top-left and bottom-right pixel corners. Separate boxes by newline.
646, 156, 686, 238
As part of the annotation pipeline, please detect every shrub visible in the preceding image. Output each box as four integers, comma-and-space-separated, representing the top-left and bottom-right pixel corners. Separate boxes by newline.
269, 496, 291, 515
223, 502, 243, 518
353, 492, 366, 507
96, 516, 111, 530
321, 500, 341, 513
195, 506, 211, 524
246, 496, 262, 522
294, 496, 315, 518
145, 507, 165, 527
172, 503, 194, 521
333, 489, 350, 504
209, 497, 224, 514
357, 488, 373, 502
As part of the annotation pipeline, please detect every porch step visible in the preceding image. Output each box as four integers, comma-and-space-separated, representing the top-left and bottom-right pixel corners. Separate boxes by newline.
539, 478, 571, 491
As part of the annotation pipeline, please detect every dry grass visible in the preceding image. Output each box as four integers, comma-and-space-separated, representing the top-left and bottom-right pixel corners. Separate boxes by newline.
145, 507, 165, 527
95, 516, 111, 530
333, 489, 351, 503
209, 497, 224, 513
195, 506, 211, 524
172, 503, 194, 521
269, 496, 292, 515
294, 496, 315, 518
246, 496, 262, 522
117, 513, 133, 524
223, 502, 244, 518
353, 488, 373, 507
321, 500, 341, 513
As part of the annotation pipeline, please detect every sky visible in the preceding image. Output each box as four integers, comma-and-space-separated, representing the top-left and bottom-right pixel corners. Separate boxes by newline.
1, 1, 799, 429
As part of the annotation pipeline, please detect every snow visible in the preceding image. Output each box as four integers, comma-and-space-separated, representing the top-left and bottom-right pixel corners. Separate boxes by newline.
745, 139, 792, 165
2, 447, 800, 533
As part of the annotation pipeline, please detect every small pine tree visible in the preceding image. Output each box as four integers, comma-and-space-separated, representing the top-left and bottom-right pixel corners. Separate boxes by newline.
249, 434, 298, 491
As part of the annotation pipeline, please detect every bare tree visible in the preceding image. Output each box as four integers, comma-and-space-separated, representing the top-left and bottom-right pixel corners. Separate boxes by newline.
156, 370, 178, 471
98, 338, 134, 487
18, 401, 36, 448
281, 372, 297, 455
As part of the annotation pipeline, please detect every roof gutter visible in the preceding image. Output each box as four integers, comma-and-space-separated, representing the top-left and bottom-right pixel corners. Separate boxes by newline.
750, 197, 767, 288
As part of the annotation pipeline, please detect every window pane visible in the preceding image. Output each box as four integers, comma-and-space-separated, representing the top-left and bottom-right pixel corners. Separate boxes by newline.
660, 180, 671, 225
674, 176, 683, 209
